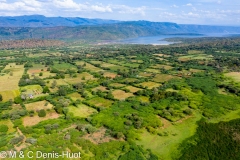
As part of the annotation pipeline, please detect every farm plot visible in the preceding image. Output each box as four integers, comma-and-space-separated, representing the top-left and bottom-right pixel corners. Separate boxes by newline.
100, 62, 129, 72
76, 61, 104, 72
178, 54, 213, 61
25, 101, 53, 111
23, 111, 60, 127
68, 104, 97, 118
152, 74, 176, 83
112, 90, 134, 100
64, 72, 96, 84
151, 64, 173, 70
225, 72, 240, 82
0, 63, 24, 101
103, 72, 118, 78
27, 64, 55, 79
92, 86, 107, 92
85, 97, 113, 108
109, 83, 126, 88
67, 92, 85, 101
0, 119, 15, 133
124, 86, 142, 93
52, 62, 77, 71
138, 81, 161, 89
20, 85, 43, 96
144, 68, 160, 73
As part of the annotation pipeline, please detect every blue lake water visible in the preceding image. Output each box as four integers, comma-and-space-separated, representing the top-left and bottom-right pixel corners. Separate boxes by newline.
116, 33, 237, 45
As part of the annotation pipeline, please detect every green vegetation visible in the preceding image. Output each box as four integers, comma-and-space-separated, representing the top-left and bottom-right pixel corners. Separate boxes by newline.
0, 37, 240, 160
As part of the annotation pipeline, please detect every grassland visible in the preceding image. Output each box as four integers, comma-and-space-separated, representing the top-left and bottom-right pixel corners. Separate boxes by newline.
137, 113, 202, 160
76, 61, 104, 72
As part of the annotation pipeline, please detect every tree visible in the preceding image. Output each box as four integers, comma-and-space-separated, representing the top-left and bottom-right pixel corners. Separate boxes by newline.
39, 72, 43, 76
0, 94, 2, 101
38, 109, 46, 117
0, 125, 8, 133
43, 86, 50, 93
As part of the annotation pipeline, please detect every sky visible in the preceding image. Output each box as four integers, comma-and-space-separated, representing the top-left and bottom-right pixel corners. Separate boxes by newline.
0, 0, 240, 25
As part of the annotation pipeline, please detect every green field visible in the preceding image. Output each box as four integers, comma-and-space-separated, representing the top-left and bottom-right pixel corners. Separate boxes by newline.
68, 104, 98, 118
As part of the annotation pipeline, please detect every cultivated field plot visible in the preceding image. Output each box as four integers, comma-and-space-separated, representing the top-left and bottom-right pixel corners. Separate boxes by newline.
124, 86, 142, 93
178, 54, 213, 61
225, 72, 240, 82
120, 78, 138, 83
144, 68, 160, 73
28, 53, 50, 58
86, 97, 113, 108
103, 72, 118, 78
92, 86, 107, 92
67, 92, 85, 101
152, 74, 176, 83
135, 96, 150, 103
0, 119, 15, 133
139, 72, 153, 77
21, 85, 43, 96
153, 54, 171, 57
138, 81, 161, 89
27, 64, 55, 79
0, 90, 20, 102
108, 59, 140, 68
52, 62, 77, 71
100, 62, 129, 72
68, 104, 97, 118
25, 100, 53, 111
23, 111, 60, 127
76, 61, 104, 72
0, 63, 24, 91
188, 50, 204, 54
112, 90, 134, 100
83, 127, 117, 144
151, 64, 173, 70
130, 60, 143, 63
109, 83, 126, 88
64, 72, 96, 84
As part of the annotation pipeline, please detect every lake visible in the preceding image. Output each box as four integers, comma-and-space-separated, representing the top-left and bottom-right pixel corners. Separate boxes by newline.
115, 33, 236, 45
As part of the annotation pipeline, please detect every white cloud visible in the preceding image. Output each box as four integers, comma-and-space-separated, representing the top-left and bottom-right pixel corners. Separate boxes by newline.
171, 5, 179, 8
113, 5, 146, 16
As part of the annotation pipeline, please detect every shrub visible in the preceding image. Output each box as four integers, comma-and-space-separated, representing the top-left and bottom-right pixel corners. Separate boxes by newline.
38, 109, 46, 117
0, 125, 8, 133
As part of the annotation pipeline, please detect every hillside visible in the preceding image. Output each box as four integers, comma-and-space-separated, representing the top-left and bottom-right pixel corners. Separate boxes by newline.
0, 16, 240, 41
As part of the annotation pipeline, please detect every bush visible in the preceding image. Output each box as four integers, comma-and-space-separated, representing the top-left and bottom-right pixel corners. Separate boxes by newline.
0, 125, 8, 133
38, 109, 46, 117
10, 135, 24, 145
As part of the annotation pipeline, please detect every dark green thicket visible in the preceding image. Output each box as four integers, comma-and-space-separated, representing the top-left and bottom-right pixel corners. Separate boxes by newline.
178, 119, 240, 160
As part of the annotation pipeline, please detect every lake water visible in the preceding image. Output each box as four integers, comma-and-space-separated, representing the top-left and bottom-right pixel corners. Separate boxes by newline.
116, 33, 237, 45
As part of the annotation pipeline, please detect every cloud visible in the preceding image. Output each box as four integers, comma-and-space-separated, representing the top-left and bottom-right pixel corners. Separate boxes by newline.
171, 5, 179, 8
186, 3, 193, 6
113, 5, 146, 16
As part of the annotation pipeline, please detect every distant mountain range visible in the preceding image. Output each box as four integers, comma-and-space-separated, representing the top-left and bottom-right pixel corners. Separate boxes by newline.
0, 15, 240, 41
0, 15, 120, 27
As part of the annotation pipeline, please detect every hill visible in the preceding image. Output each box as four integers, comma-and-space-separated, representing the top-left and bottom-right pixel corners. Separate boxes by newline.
0, 15, 240, 41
